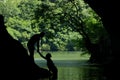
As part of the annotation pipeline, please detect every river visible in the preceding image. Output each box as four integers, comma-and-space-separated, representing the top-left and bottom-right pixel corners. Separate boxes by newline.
35, 59, 105, 80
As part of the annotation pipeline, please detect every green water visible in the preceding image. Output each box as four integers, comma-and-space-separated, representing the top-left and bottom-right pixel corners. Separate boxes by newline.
58, 66, 103, 80
35, 60, 104, 80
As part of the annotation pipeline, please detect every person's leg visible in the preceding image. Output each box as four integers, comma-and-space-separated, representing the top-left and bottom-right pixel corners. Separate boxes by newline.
28, 46, 35, 63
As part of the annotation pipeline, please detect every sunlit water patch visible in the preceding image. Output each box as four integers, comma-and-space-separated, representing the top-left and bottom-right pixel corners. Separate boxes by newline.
35, 60, 104, 80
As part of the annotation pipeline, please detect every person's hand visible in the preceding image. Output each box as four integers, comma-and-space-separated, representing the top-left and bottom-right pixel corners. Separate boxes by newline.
37, 49, 42, 53
39, 50, 42, 53
37, 49, 39, 53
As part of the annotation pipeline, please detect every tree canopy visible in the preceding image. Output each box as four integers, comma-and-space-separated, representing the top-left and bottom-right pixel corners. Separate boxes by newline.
0, 0, 107, 52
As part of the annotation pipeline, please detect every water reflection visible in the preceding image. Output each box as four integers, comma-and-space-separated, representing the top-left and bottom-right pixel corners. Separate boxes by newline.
35, 60, 104, 80
58, 66, 103, 80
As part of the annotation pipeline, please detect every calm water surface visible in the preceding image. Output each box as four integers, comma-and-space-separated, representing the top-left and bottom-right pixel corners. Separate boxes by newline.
35, 60, 104, 80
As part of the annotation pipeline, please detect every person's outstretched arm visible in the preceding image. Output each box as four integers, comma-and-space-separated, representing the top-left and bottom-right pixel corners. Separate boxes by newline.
37, 51, 46, 59
37, 39, 40, 52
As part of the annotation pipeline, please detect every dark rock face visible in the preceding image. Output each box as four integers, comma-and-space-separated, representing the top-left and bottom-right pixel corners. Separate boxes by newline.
0, 14, 50, 80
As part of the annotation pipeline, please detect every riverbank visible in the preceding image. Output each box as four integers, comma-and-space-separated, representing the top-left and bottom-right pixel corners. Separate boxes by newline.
34, 51, 90, 60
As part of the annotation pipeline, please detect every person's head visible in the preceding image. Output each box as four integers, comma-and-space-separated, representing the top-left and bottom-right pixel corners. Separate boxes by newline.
46, 53, 52, 59
39, 32, 45, 37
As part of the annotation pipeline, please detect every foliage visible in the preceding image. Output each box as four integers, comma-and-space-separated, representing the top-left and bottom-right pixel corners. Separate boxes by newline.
0, 0, 107, 52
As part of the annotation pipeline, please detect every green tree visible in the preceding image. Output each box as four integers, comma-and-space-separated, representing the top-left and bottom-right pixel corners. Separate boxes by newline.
1, 0, 108, 53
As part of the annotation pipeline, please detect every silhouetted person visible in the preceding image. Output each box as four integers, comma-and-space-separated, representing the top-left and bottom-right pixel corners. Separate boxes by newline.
27, 32, 45, 63
38, 51, 58, 80
27, 32, 51, 79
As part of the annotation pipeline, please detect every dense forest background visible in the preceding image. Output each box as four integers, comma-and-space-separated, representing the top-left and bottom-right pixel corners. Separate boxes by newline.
0, 0, 109, 52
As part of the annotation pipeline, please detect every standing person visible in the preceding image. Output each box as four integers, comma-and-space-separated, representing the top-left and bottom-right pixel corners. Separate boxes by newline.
27, 32, 45, 63
38, 51, 58, 80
